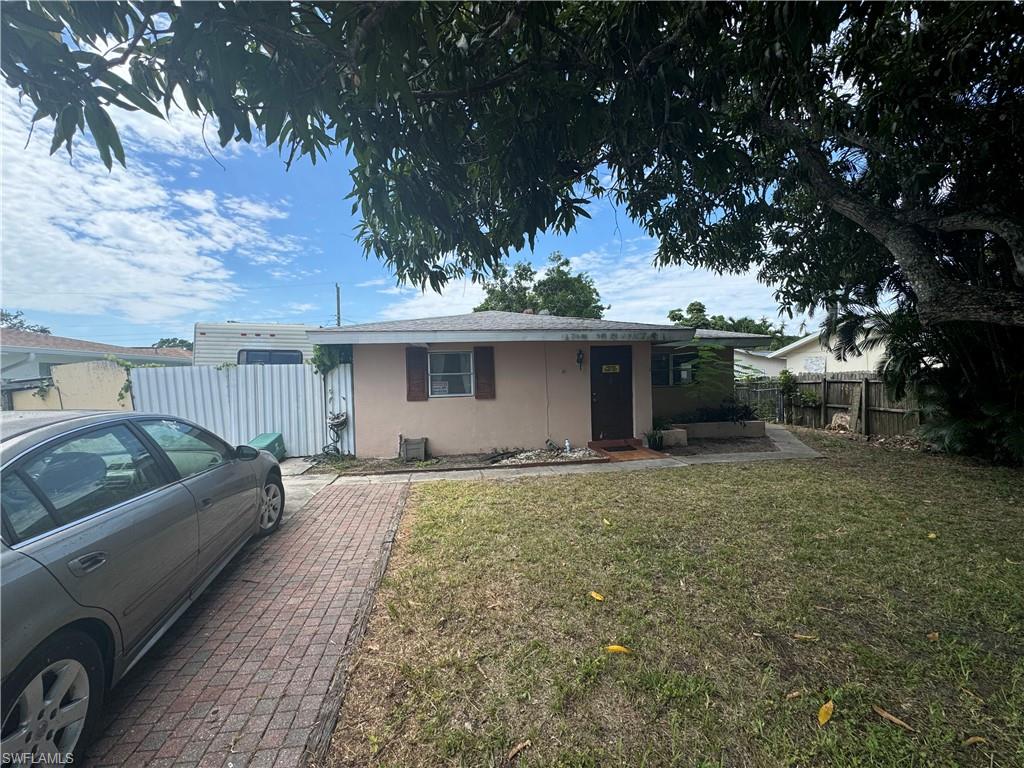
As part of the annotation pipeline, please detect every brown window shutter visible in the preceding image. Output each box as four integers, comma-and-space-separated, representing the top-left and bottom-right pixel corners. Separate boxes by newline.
406, 346, 428, 401
474, 346, 495, 399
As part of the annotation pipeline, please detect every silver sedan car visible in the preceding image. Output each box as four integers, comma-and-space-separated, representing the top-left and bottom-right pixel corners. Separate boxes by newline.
0, 411, 284, 764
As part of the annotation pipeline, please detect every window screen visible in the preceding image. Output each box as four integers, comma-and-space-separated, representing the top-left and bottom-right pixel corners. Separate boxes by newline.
428, 351, 473, 397
237, 349, 302, 365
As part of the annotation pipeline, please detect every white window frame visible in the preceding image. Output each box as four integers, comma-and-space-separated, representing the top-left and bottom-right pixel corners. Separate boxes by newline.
428, 350, 474, 398
652, 352, 694, 388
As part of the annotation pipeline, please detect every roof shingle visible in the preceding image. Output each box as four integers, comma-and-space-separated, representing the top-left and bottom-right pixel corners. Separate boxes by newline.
0, 329, 192, 360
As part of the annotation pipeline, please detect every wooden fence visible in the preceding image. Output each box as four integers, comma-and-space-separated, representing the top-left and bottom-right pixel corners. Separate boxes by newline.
735, 372, 920, 437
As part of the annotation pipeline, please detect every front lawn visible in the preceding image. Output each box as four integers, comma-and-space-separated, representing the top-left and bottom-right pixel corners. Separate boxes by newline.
328, 431, 1023, 767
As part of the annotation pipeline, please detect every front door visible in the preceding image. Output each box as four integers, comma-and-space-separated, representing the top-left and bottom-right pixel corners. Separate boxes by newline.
590, 345, 633, 440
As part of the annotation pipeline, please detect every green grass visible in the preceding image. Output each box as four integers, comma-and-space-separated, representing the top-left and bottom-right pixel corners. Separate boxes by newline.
328, 431, 1024, 768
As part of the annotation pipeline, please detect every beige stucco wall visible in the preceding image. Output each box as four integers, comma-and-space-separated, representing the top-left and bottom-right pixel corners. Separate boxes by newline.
10, 360, 132, 411
652, 346, 735, 421
352, 341, 652, 457
783, 337, 888, 375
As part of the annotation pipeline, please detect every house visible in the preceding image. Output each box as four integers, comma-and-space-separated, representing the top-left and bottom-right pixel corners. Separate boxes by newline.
309, 311, 766, 457
734, 349, 787, 378
1, 328, 191, 381
192, 322, 319, 366
764, 332, 888, 375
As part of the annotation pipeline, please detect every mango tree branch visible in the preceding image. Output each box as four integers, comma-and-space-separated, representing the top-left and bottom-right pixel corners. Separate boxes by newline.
905, 209, 1024, 280
787, 133, 1024, 328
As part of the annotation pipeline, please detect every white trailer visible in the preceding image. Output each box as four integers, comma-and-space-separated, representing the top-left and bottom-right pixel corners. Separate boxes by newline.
192, 322, 320, 367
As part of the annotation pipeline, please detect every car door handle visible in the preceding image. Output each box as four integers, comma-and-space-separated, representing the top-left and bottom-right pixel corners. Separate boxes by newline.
200, 497, 213, 508
67, 552, 107, 577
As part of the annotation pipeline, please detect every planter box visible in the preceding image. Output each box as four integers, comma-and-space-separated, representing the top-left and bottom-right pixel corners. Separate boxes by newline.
672, 420, 766, 439
662, 428, 688, 447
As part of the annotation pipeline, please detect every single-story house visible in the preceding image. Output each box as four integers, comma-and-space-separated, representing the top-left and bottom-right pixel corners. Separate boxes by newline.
735, 349, 787, 378
1, 328, 192, 381
309, 311, 766, 457
763, 332, 888, 375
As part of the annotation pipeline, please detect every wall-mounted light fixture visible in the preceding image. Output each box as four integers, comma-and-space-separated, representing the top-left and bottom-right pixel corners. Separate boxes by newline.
576, 349, 585, 370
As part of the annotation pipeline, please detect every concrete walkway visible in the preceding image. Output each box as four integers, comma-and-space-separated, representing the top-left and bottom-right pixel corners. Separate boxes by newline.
330, 425, 820, 486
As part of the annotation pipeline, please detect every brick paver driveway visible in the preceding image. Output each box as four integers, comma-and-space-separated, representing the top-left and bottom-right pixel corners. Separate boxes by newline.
84, 482, 407, 768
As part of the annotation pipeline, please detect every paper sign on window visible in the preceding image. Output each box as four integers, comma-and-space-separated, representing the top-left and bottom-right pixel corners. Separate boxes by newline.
601, 364, 621, 373
431, 380, 449, 395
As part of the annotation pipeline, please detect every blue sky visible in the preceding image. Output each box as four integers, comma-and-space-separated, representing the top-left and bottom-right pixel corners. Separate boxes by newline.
1, 85, 809, 347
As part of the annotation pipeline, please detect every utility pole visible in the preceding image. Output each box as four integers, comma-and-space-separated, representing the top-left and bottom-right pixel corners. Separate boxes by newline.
335, 282, 341, 326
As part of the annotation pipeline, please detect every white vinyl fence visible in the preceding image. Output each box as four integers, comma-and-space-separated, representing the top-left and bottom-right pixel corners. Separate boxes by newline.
131, 364, 354, 456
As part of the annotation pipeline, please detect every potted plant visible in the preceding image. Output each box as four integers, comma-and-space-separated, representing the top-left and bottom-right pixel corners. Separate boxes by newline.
644, 428, 665, 451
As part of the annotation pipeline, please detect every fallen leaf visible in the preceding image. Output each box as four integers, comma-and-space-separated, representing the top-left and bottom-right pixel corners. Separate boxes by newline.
961, 736, 987, 747
602, 518, 611, 526
872, 705, 916, 732
818, 700, 834, 727
927, 631, 939, 642
507, 739, 531, 761
590, 591, 604, 602
605, 644, 632, 654
786, 690, 802, 700
1006, 557, 1020, 565
793, 634, 819, 641
928, 532, 938, 539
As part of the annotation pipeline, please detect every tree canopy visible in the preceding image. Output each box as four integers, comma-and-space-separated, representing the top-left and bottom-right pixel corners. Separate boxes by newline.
475, 252, 605, 318
3, 1, 1022, 328
0, 309, 51, 334
667, 302, 802, 350
152, 337, 193, 351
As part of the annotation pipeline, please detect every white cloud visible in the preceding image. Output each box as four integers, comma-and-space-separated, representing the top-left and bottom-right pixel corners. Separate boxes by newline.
567, 238, 806, 328
0, 87, 304, 324
355, 278, 389, 288
376, 280, 487, 320
373, 236, 808, 330
286, 302, 318, 313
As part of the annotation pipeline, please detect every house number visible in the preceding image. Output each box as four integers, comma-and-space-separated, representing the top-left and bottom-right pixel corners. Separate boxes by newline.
601, 364, 621, 373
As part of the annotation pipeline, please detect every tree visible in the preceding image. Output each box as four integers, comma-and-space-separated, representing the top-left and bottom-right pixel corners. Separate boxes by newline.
4, 2, 1023, 457
475, 253, 606, 318
1, 309, 51, 334
667, 303, 802, 351
4, 3, 1021, 324
152, 337, 193, 351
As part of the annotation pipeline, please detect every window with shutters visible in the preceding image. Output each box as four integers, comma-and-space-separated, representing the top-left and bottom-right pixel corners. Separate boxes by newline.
428, 351, 474, 397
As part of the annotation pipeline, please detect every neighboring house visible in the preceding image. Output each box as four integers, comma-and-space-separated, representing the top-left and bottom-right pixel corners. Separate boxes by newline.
309, 311, 765, 457
192, 322, 319, 367
735, 349, 787, 378
1, 328, 191, 381
765, 332, 888, 375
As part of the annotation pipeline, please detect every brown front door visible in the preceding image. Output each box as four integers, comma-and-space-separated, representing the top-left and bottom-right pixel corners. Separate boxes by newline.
590, 345, 633, 440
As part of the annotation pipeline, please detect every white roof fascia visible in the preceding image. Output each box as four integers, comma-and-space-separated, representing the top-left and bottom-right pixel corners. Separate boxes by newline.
766, 333, 819, 358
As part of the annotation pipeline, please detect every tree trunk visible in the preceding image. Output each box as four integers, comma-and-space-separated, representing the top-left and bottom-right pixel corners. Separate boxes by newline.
792, 143, 1024, 328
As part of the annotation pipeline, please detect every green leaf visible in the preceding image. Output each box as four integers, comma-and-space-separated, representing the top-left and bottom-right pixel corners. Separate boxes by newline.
84, 104, 124, 169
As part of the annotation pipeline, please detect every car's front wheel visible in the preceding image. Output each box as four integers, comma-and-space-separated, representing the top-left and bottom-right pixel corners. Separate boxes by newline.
257, 476, 284, 535
0, 629, 105, 766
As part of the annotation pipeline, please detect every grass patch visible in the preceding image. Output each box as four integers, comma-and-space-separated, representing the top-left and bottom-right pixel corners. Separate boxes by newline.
327, 430, 1024, 767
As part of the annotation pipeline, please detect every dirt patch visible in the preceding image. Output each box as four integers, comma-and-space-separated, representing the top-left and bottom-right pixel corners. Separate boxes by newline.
666, 436, 779, 456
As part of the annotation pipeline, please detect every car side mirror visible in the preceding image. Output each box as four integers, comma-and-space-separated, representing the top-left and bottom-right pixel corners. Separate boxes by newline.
235, 445, 260, 460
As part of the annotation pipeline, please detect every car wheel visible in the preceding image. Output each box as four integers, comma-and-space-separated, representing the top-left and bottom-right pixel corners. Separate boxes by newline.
0, 629, 105, 765
257, 476, 284, 535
